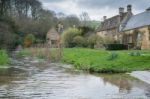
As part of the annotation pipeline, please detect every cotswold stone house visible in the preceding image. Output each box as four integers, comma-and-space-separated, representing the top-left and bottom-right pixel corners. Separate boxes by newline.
97, 5, 133, 41
97, 5, 150, 49
120, 7, 150, 49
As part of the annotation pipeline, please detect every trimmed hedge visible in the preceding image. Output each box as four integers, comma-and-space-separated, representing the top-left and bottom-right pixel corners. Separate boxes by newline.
104, 44, 127, 50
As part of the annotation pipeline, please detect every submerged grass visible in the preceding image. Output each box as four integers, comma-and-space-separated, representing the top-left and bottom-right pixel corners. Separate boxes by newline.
0, 50, 10, 67
62, 48, 150, 73
18, 48, 62, 62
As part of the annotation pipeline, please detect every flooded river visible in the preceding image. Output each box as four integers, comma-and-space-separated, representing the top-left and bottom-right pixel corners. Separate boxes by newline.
0, 56, 150, 99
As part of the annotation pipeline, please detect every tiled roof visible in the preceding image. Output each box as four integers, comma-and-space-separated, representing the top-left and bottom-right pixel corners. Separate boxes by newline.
97, 13, 127, 31
123, 11, 150, 31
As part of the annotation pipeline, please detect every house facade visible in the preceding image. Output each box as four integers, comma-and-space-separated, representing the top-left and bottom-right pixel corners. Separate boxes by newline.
97, 5, 150, 49
120, 7, 150, 49
97, 5, 133, 41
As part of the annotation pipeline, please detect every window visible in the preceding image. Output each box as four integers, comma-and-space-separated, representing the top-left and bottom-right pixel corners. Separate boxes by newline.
51, 40, 56, 45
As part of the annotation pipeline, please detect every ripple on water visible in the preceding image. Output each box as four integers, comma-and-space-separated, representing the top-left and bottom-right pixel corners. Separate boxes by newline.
0, 60, 150, 99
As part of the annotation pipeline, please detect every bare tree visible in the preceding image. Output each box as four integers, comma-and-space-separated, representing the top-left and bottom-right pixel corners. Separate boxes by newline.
80, 12, 91, 26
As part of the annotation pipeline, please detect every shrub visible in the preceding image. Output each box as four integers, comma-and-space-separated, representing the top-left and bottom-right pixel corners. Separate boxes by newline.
61, 28, 81, 47
107, 52, 119, 60
87, 34, 104, 48
0, 50, 9, 65
104, 44, 127, 50
73, 36, 86, 47
24, 34, 35, 47
129, 52, 141, 56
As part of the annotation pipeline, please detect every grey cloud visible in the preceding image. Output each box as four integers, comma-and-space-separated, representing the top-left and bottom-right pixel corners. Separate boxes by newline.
40, 0, 150, 10
39, 0, 63, 3
76, 0, 150, 10
39, 0, 150, 20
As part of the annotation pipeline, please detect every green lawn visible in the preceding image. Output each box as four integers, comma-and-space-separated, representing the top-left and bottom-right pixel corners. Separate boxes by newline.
62, 48, 150, 73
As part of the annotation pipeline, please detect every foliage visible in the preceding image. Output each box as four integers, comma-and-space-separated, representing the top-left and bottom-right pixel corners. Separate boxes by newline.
78, 26, 95, 36
88, 34, 103, 48
63, 15, 80, 28
0, 0, 82, 50
0, 50, 9, 66
62, 28, 81, 47
24, 34, 35, 47
62, 48, 150, 73
73, 36, 86, 47
107, 52, 118, 60
129, 52, 141, 56
0, 17, 18, 49
88, 34, 97, 48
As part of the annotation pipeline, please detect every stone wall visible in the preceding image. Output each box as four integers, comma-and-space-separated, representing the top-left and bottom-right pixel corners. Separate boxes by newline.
122, 26, 150, 49
97, 28, 118, 40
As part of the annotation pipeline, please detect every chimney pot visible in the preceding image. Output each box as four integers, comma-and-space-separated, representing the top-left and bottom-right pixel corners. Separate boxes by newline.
127, 5, 132, 12
119, 7, 124, 15
146, 7, 150, 11
103, 16, 107, 21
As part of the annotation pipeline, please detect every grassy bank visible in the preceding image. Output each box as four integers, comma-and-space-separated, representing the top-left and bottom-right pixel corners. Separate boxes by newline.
62, 48, 150, 73
0, 50, 10, 68
18, 48, 150, 73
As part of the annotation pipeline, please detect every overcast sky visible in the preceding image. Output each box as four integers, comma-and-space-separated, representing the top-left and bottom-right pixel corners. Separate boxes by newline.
39, 0, 150, 21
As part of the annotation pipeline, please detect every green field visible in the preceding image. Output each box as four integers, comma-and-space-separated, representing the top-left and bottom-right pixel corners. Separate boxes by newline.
62, 48, 150, 73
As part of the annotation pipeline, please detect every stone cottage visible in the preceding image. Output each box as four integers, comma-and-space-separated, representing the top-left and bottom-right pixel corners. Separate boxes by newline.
97, 5, 150, 49
47, 28, 59, 47
46, 23, 64, 47
97, 5, 133, 41
120, 7, 150, 49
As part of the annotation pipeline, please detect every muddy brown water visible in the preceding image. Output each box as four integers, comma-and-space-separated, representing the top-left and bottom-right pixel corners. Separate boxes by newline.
0, 57, 150, 99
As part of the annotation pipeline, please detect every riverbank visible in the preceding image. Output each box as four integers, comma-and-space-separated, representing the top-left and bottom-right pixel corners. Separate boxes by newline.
18, 48, 150, 73
0, 56, 149, 99
62, 48, 150, 73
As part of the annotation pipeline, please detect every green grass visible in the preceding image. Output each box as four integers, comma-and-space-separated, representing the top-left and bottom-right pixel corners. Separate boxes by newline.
62, 48, 150, 73
0, 50, 10, 67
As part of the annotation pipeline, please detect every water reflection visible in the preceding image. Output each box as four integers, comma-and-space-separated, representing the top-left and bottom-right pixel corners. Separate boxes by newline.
0, 58, 150, 99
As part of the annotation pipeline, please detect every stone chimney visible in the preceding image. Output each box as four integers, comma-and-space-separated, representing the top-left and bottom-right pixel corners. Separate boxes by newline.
127, 5, 132, 12
103, 16, 107, 21
146, 7, 150, 11
119, 7, 124, 21
119, 7, 124, 16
